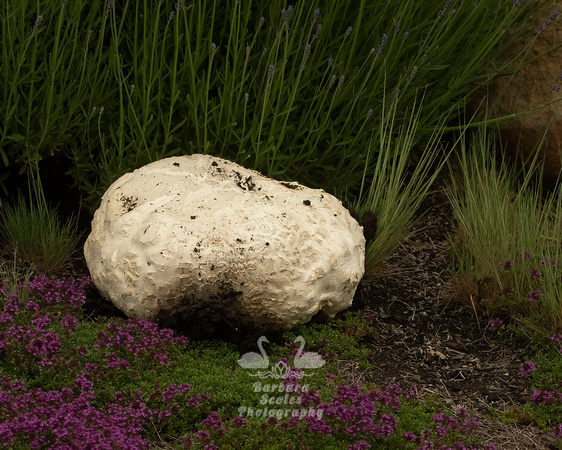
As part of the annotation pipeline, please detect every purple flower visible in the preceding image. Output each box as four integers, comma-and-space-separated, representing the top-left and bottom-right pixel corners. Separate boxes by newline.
550, 331, 562, 343
304, 43, 311, 59
490, 318, 503, 327
375, 34, 388, 57
529, 268, 540, 279
402, 430, 418, 441
460, 416, 480, 435
201, 411, 225, 430
405, 384, 422, 400
0, 379, 152, 449
312, 8, 320, 25
33, 15, 43, 29
349, 440, 371, 449
528, 290, 542, 302
541, 10, 558, 31
186, 392, 210, 407
25, 301, 40, 312
501, 260, 514, 269
3, 294, 20, 315
313, 23, 322, 39
520, 361, 536, 378
0, 312, 13, 324
304, 416, 332, 435
33, 316, 53, 332
60, 315, 78, 332
532, 389, 562, 406
281, 5, 293, 22
230, 416, 246, 427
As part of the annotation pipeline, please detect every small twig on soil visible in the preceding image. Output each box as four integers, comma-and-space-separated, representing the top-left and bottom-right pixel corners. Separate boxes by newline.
470, 295, 482, 333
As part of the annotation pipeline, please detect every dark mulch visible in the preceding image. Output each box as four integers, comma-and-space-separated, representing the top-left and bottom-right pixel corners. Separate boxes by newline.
345, 179, 558, 449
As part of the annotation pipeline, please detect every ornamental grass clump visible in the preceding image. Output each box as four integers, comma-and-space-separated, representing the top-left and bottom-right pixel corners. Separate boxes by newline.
0, 173, 81, 275
447, 125, 562, 338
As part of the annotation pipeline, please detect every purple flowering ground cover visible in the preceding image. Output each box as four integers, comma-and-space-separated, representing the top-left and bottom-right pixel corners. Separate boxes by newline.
0, 274, 507, 449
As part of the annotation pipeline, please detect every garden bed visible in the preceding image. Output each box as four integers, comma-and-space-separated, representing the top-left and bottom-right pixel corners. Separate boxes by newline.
55, 176, 558, 449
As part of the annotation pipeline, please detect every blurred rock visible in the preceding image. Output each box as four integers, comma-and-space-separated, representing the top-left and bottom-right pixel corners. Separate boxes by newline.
84, 154, 365, 338
481, 1, 562, 188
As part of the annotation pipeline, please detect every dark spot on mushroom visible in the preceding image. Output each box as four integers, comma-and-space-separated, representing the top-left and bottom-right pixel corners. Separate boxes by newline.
210, 264, 215, 271
265, 242, 270, 246
120, 195, 138, 213
303, 200, 311, 206
194, 248, 199, 253
233, 171, 256, 191
236, 238, 242, 243
212, 161, 218, 166
173, 162, 180, 167
280, 182, 299, 189
191, 215, 197, 219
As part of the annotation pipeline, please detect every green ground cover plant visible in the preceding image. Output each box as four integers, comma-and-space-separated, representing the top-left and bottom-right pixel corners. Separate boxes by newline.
0, 276, 498, 448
